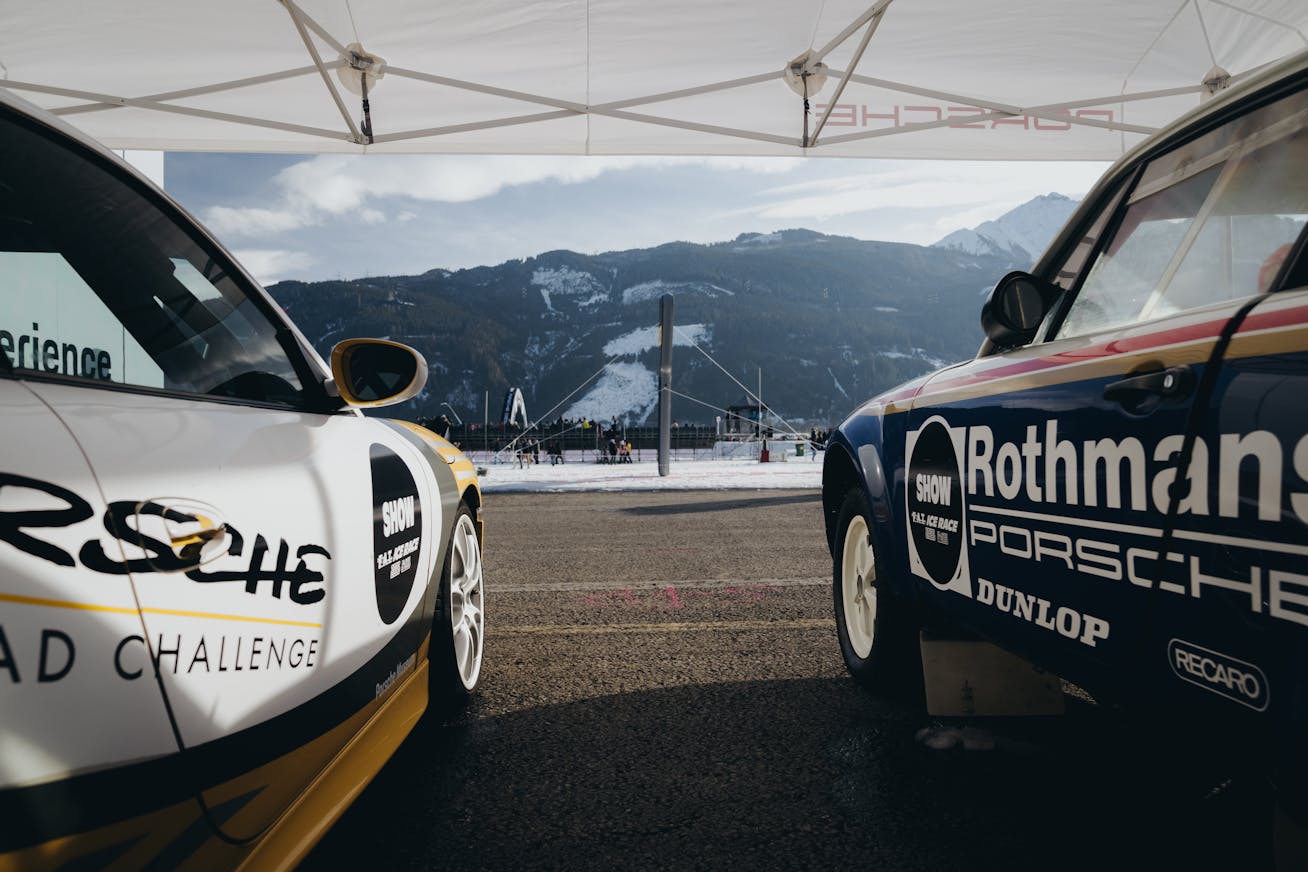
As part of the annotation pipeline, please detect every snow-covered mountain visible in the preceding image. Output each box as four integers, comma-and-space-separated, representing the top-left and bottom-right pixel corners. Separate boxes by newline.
270, 229, 1024, 425
932, 193, 1080, 266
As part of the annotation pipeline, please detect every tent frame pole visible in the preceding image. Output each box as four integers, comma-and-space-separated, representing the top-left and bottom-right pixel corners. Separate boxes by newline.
53, 65, 332, 117
9, 78, 351, 140
810, 1, 891, 146
371, 110, 580, 144
279, 0, 363, 143
388, 67, 588, 112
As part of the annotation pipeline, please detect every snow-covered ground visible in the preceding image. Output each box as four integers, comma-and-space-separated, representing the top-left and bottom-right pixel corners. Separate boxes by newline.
473, 450, 823, 493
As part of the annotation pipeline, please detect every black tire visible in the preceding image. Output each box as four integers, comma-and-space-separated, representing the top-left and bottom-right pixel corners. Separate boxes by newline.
832, 487, 922, 697
430, 504, 485, 708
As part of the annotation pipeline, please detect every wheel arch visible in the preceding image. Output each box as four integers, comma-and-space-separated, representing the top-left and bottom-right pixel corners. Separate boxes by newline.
823, 413, 892, 551
822, 442, 862, 554
458, 481, 483, 544
823, 415, 910, 600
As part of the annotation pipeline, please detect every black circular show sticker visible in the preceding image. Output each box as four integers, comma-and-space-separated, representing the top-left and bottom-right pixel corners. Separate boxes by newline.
907, 420, 964, 587
371, 444, 423, 625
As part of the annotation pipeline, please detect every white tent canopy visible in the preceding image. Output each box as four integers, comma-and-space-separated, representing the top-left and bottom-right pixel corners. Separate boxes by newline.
2, 0, 1307, 159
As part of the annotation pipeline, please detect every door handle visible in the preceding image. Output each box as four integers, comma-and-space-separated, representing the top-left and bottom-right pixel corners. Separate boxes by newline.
1103, 364, 1195, 411
171, 515, 227, 549
135, 500, 233, 571
167, 511, 230, 566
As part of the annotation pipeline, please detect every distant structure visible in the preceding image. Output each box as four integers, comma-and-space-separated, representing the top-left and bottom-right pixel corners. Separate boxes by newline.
501, 387, 528, 428
719, 394, 765, 438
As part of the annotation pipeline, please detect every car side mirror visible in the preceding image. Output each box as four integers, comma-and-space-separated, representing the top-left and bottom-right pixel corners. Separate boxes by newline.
980, 271, 1061, 348
330, 338, 428, 408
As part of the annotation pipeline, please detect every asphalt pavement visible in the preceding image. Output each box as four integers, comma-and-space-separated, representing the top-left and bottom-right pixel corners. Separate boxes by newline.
303, 489, 1274, 871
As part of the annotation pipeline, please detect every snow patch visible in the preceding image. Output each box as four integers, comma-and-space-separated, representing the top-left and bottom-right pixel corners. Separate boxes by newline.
562, 362, 658, 422
874, 306, 899, 313
729, 231, 792, 250
828, 367, 849, 399
533, 267, 607, 311
621, 280, 734, 305
603, 323, 710, 357
933, 193, 1078, 265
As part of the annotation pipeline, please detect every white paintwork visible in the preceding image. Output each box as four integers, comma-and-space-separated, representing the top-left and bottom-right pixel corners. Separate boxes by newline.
0, 381, 180, 786
25, 381, 441, 747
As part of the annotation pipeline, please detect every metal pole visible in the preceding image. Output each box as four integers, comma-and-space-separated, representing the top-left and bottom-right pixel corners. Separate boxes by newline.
657, 294, 674, 477
483, 390, 488, 460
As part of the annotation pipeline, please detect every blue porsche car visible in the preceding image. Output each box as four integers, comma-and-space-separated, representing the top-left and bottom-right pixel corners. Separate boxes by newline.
823, 48, 1308, 823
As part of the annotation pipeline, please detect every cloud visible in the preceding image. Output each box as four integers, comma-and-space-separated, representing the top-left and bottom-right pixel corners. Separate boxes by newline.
738, 161, 1108, 222
205, 154, 803, 239
205, 205, 314, 237
232, 248, 317, 285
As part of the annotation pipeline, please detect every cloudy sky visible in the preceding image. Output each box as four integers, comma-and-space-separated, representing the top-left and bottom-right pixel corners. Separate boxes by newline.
164, 153, 1110, 285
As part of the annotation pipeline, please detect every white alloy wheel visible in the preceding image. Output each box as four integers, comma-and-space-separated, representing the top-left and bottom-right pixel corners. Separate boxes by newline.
840, 513, 877, 660
447, 512, 485, 690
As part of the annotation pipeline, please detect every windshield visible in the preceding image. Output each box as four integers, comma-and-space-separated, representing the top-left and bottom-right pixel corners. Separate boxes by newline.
0, 107, 313, 406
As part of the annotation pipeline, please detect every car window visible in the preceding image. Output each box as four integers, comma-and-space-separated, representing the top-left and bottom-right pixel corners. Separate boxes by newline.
1058, 164, 1223, 337
1050, 177, 1130, 292
0, 108, 310, 406
1144, 125, 1308, 317
1056, 87, 1308, 340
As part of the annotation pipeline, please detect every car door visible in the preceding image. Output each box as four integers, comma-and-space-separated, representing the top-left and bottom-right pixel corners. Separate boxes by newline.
1146, 285, 1308, 778
0, 102, 442, 846
0, 376, 188, 857
28, 388, 441, 843
1127, 101, 1308, 771
900, 84, 1308, 699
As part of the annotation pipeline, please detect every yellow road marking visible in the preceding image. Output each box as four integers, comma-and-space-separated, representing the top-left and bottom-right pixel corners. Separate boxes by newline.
497, 618, 833, 636
0, 592, 322, 628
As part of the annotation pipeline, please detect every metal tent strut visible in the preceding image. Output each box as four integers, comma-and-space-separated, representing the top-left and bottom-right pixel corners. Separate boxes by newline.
806, 0, 893, 147
282, 0, 363, 143
6, 0, 1305, 151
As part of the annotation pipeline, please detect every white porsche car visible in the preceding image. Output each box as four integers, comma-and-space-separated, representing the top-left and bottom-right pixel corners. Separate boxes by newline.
0, 89, 485, 868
